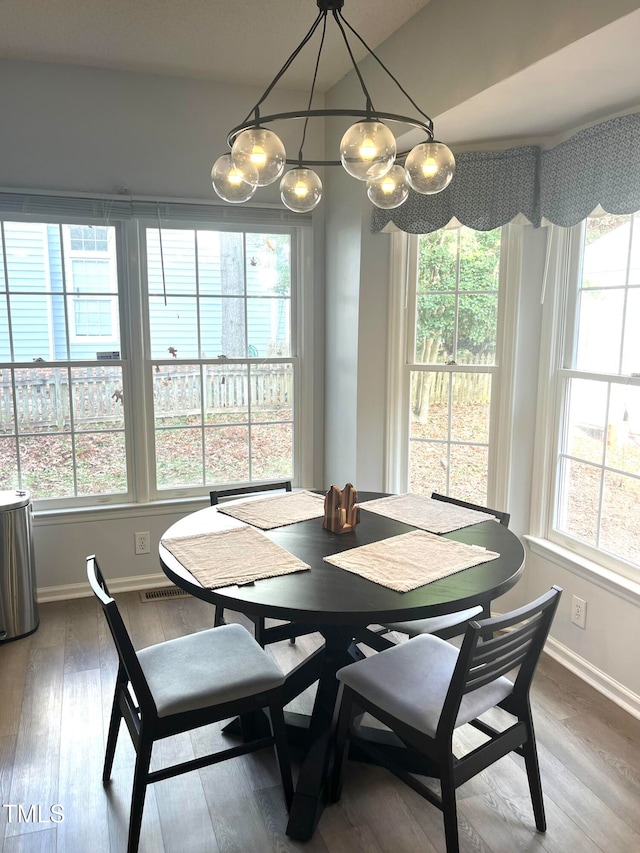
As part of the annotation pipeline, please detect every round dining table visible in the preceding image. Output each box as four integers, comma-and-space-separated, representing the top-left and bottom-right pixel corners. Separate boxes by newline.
159, 491, 525, 841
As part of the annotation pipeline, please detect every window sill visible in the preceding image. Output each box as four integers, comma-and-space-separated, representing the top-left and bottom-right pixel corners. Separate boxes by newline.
524, 535, 640, 606
33, 496, 210, 527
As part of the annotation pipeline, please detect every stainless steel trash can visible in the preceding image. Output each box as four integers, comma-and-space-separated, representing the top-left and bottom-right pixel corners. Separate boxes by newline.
0, 490, 39, 642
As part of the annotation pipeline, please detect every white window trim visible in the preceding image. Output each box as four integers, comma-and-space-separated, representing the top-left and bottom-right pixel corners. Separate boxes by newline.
530, 220, 640, 586
385, 225, 521, 507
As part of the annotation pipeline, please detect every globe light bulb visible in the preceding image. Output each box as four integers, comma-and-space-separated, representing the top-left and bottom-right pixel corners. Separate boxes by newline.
280, 168, 322, 213
250, 146, 268, 168
231, 127, 286, 187
421, 158, 438, 177
211, 154, 257, 204
340, 120, 396, 181
405, 142, 455, 194
359, 137, 377, 161
366, 164, 410, 209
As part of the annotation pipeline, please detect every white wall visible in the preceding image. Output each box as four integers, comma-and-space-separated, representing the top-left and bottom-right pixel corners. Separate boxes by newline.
0, 58, 324, 200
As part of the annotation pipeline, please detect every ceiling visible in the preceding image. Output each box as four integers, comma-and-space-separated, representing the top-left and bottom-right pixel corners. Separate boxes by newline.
1, 0, 639, 148
0, 0, 432, 92
435, 7, 640, 149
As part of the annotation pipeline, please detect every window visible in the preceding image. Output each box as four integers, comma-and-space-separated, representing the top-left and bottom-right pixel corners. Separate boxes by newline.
548, 212, 640, 574
0, 220, 126, 502
64, 225, 118, 342
391, 226, 504, 504
143, 227, 295, 491
0, 203, 312, 508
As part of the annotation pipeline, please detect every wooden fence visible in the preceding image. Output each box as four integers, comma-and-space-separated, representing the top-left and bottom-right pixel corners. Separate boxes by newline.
2, 349, 490, 429
0, 365, 293, 430
411, 343, 495, 417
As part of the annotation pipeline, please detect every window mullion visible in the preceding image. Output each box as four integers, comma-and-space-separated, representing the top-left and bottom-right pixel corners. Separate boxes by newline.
123, 219, 152, 503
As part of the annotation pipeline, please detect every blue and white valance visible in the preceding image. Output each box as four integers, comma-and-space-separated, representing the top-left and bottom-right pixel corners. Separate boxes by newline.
371, 112, 640, 234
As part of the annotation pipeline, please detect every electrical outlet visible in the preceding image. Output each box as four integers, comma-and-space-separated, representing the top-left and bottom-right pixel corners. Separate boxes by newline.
571, 594, 587, 629
135, 531, 150, 555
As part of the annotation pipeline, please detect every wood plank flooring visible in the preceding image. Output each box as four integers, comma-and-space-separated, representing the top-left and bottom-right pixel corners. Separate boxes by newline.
1, 592, 640, 853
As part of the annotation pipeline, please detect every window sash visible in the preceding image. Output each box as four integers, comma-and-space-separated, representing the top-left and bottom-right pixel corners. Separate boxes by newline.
387, 226, 512, 505
541, 220, 640, 580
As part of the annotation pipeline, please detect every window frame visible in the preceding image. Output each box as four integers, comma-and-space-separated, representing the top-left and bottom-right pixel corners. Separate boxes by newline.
0, 203, 315, 511
532, 218, 640, 583
385, 224, 521, 508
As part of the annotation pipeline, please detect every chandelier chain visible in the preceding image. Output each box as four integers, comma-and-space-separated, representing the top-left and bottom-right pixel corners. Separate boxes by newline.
241, 11, 324, 128
337, 10, 432, 128
332, 10, 374, 113
298, 15, 328, 164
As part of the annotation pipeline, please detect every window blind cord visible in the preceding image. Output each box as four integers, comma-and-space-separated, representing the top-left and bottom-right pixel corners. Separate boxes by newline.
156, 204, 168, 306
540, 226, 552, 305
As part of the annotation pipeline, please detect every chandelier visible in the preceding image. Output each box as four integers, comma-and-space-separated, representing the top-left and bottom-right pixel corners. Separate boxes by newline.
211, 0, 455, 213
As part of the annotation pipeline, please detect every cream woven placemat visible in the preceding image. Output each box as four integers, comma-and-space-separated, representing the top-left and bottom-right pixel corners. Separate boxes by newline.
359, 493, 496, 534
216, 489, 325, 529
161, 525, 310, 589
323, 529, 499, 593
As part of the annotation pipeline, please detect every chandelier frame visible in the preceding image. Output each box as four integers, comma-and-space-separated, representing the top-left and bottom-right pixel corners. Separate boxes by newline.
227, 109, 434, 168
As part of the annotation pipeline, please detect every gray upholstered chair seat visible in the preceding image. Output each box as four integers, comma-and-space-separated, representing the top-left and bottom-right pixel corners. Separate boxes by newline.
383, 605, 483, 638
138, 622, 285, 717
337, 633, 513, 738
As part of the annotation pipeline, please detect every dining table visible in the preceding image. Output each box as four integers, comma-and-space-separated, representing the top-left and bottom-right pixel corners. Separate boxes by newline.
159, 490, 525, 841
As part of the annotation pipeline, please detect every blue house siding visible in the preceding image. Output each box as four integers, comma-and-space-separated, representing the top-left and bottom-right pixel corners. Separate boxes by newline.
1, 223, 53, 360
1, 222, 290, 364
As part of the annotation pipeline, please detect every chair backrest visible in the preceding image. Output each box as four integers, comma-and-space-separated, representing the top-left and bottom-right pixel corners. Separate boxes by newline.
87, 555, 156, 714
438, 586, 562, 736
431, 491, 510, 527
210, 480, 292, 506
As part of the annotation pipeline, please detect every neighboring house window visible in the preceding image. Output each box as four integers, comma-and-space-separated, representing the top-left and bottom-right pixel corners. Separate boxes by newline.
544, 213, 640, 574
392, 227, 504, 504
0, 209, 310, 508
64, 225, 118, 342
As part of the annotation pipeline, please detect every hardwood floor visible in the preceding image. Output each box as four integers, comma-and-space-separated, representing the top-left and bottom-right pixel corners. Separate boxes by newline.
1, 592, 640, 852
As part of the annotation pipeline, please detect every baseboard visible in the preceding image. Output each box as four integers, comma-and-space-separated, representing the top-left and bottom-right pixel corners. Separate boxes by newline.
37, 572, 173, 602
544, 635, 640, 722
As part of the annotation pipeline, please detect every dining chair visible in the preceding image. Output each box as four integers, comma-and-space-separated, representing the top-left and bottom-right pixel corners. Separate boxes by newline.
87, 555, 293, 853
210, 480, 300, 646
331, 586, 562, 853
381, 492, 511, 641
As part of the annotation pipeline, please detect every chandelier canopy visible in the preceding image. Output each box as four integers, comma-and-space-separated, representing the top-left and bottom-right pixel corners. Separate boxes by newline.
211, 0, 455, 213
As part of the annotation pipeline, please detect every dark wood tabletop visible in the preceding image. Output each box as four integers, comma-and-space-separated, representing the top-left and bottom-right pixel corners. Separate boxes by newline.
159, 490, 525, 626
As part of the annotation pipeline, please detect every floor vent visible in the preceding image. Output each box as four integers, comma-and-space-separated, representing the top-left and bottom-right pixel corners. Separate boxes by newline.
140, 587, 190, 602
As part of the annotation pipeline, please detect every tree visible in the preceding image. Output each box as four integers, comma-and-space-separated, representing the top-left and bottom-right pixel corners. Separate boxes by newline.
220, 232, 246, 357
416, 228, 501, 360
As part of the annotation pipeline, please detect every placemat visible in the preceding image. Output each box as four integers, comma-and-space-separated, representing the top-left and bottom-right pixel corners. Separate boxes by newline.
323, 529, 499, 592
358, 493, 496, 533
161, 525, 310, 589
216, 489, 325, 529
